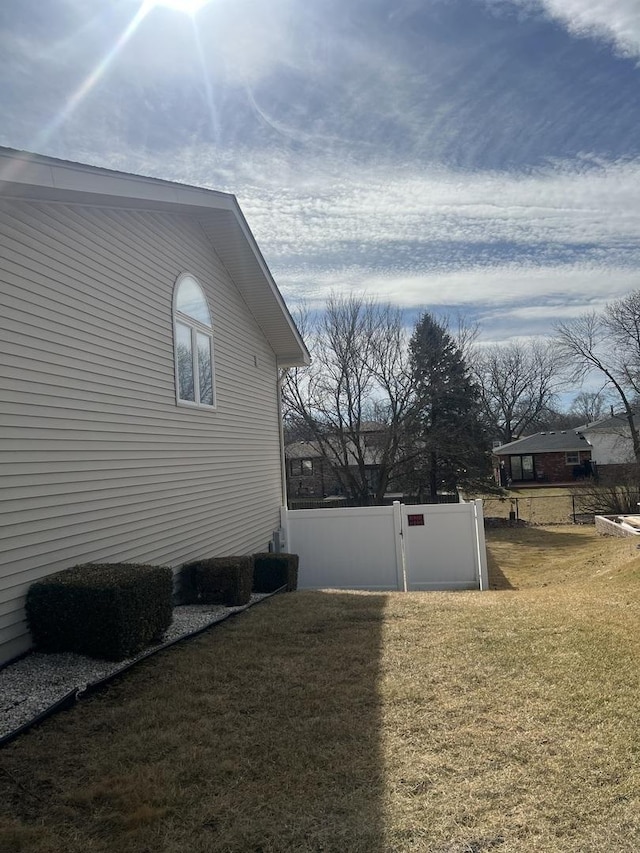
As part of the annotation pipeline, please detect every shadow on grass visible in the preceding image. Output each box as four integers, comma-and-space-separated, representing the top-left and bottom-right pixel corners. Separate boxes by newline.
486, 548, 514, 590
0, 592, 388, 853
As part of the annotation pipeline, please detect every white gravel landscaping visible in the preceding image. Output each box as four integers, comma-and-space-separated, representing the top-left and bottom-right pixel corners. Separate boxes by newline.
0, 594, 271, 742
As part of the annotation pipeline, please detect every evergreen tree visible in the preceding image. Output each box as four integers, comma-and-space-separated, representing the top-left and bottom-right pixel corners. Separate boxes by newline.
408, 313, 491, 499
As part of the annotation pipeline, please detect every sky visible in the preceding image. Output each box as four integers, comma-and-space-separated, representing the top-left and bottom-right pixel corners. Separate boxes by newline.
2, 0, 640, 343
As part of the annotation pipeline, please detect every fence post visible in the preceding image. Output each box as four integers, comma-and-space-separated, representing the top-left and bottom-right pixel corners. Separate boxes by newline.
280, 505, 291, 553
473, 499, 489, 591
392, 501, 407, 592
572, 495, 576, 524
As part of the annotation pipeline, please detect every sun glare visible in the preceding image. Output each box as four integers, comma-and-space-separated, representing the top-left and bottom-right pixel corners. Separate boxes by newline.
148, 0, 211, 13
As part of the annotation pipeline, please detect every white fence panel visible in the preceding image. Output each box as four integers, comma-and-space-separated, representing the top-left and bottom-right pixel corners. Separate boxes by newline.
282, 500, 487, 592
402, 502, 485, 590
285, 504, 403, 590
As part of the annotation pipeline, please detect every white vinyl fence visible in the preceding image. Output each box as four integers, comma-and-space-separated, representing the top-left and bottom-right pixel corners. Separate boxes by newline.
282, 500, 488, 592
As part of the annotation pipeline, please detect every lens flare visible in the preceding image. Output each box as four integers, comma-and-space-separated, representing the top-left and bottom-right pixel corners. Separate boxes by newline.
149, 0, 211, 13
0, 0, 213, 186
22, 1, 153, 156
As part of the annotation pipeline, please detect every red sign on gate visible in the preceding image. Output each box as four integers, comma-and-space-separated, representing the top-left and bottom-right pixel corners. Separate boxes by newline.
407, 514, 425, 526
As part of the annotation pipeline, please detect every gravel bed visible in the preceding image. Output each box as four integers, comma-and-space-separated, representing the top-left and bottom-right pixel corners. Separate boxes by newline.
0, 594, 270, 742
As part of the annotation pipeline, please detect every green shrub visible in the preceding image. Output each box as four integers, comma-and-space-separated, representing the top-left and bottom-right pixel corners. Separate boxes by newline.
252, 552, 299, 593
26, 563, 173, 661
182, 556, 253, 607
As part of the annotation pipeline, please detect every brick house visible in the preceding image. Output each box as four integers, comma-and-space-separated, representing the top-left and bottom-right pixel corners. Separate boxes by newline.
492, 431, 593, 485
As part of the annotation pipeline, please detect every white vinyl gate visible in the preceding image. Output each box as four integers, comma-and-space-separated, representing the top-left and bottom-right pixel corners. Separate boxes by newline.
281, 500, 488, 592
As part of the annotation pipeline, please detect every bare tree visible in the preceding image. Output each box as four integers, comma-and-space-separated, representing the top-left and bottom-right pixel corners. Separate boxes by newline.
556, 292, 640, 464
471, 340, 563, 445
569, 389, 612, 425
282, 294, 414, 504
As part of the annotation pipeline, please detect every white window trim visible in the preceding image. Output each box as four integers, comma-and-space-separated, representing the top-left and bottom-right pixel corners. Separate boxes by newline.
173, 273, 217, 410
565, 451, 580, 465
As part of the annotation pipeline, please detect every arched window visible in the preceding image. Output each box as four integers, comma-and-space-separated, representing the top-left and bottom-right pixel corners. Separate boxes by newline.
173, 274, 215, 408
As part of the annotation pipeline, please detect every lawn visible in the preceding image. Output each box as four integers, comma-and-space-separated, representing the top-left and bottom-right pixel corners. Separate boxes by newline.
481, 487, 583, 525
1, 526, 639, 852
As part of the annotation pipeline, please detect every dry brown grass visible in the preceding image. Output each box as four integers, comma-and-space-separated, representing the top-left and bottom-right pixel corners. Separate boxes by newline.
486, 523, 640, 589
482, 488, 582, 525
1, 527, 639, 852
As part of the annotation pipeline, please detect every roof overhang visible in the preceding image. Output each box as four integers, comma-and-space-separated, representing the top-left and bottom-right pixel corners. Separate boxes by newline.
493, 433, 592, 455
0, 147, 310, 367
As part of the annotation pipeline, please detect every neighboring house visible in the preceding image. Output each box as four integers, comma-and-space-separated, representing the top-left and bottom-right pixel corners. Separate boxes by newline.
578, 412, 637, 473
0, 148, 309, 664
285, 441, 342, 499
492, 431, 593, 485
285, 422, 403, 503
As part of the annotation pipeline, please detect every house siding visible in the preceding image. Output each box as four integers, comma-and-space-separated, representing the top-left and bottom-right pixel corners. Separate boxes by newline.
586, 432, 635, 466
0, 199, 284, 663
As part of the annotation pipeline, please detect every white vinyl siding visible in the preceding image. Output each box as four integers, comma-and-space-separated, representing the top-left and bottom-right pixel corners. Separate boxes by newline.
0, 199, 284, 663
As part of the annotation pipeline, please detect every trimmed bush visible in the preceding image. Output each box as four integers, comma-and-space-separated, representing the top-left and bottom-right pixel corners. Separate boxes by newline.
182, 556, 253, 607
26, 563, 173, 661
252, 552, 299, 593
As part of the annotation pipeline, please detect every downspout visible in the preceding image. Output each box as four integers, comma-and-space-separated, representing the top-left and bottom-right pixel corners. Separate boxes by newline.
277, 368, 289, 508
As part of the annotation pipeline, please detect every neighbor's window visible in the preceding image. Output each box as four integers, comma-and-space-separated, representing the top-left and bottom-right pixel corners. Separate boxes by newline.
365, 467, 380, 491
565, 451, 580, 465
291, 459, 314, 476
510, 454, 535, 481
173, 274, 215, 408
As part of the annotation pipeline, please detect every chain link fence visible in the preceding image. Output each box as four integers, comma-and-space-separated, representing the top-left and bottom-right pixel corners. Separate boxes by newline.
482, 493, 610, 525
288, 494, 459, 510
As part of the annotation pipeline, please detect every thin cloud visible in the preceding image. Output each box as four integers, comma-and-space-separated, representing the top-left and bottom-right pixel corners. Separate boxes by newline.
93, 143, 640, 343
2, 0, 640, 346
225, 153, 640, 256
277, 264, 637, 310
506, 0, 640, 58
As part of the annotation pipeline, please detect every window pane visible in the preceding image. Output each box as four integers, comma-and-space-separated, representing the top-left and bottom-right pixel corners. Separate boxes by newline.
176, 322, 195, 401
197, 333, 214, 406
365, 468, 379, 490
176, 276, 211, 326
510, 456, 522, 480
522, 455, 534, 480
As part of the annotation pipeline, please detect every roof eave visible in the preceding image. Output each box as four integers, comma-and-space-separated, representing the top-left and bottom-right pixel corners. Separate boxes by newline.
0, 147, 310, 366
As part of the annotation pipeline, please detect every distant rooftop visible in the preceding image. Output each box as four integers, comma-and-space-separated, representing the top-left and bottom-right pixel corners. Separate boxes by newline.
575, 411, 638, 433
493, 431, 591, 455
